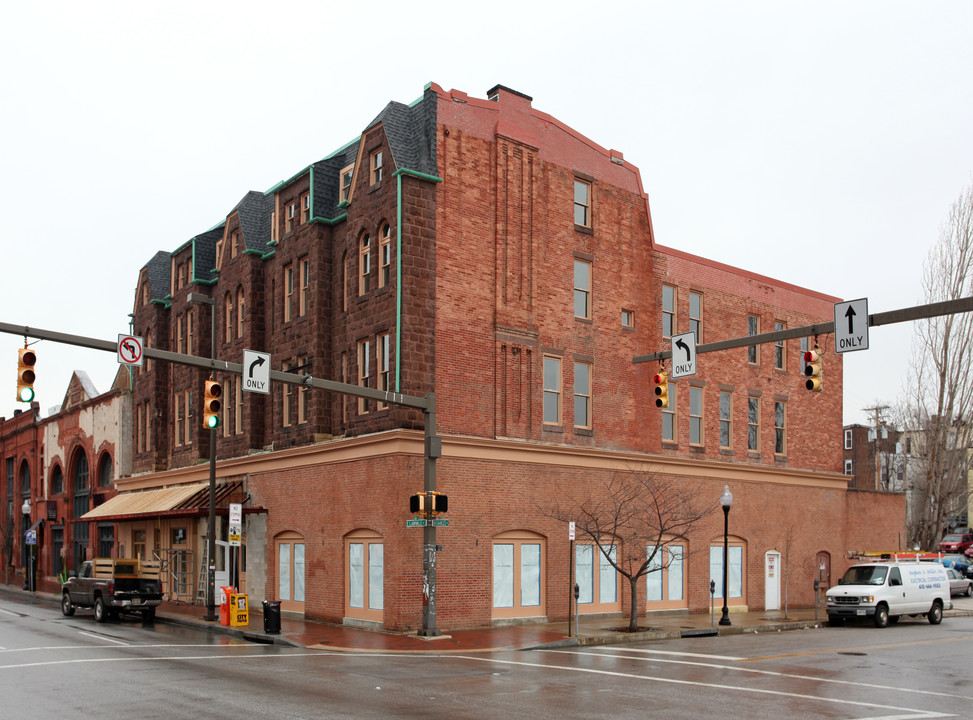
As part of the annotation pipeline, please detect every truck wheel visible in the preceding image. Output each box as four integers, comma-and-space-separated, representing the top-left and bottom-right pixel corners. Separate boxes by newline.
827, 615, 843, 627
61, 593, 75, 617
927, 601, 943, 625
873, 604, 889, 628
142, 607, 156, 623
94, 597, 108, 623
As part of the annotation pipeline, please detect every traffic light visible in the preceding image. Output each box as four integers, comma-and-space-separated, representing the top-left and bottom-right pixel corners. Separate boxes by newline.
203, 379, 222, 428
410, 491, 448, 514
653, 367, 669, 408
804, 345, 823, 391
16, 347, 36, 403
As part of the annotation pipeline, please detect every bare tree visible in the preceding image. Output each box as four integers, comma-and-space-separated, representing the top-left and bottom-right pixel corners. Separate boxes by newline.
543, 469, 712, 632
901, 181, 973, 549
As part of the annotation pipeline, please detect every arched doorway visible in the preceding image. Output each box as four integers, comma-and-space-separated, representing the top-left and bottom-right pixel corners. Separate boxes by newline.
274, 531, 305, 614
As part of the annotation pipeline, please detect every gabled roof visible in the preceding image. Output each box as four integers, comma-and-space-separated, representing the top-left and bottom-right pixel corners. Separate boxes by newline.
364, 89, 438, 179
230, 191, 274, 254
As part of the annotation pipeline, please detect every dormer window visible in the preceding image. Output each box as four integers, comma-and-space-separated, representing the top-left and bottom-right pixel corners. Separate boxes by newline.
340, 163, 354, 203
286, 203, 296, 233
301, 193, 310, 223
370, 150, 383, 185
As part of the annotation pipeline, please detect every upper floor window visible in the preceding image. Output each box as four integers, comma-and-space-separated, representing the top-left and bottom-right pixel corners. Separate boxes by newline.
358, 339, 371, 414
719, 391, 732, 449
774, 321, 785, 370
284, 264, 295, 322
230, 230, 241, 258
574, 260, 591, 319
224, 292, 234, 343
574, 362, 591, 430
844, 459, 853, 475
662, 286, 675, 339
543, 356, 561, 425
340, 163, 355, 203
270, 211, 278, 244
176, 313, 185, 354
747, 396, 759, 451
775, 401, 786, 455
300, 256, 310, 317
370, 150, 383, 185
187, 309, 194, 355
297, 356, 309, 424
286, 203, 297, 233
689, 386, 703, 446
689, 292, 702, 341
237, 287, 245, 339
300, 192, 310, 223
747, 315, 759, 364
621, 309, 634, 328
51, 465, 64, 495
359, 234, 371, 295
662, 384, 676, 442
844, 429, 852, 449
377, 333, 391, 410
379, 224, 392, 288
574, 179, 591, 227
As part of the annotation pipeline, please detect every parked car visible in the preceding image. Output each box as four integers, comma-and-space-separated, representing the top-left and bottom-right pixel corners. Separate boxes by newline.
946, 568, 973, 597
938, 533, 973, 554
939, 554, 972, 576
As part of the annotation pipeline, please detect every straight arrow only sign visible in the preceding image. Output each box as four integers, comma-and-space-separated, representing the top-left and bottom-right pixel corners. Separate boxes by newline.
834, 298, 869, 353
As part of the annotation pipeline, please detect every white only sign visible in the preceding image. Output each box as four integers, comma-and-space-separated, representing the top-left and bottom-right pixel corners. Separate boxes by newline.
669, 331, 697, 379
242, 349, 271, 394
834, 298, 869, 353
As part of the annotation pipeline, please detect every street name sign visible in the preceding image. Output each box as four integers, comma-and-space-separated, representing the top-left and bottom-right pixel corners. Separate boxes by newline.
431, 518, 449, 527
669, 331, 697, 378
406, 518, 427, 527
834, 298, 869, 353
243, 349, 271, 394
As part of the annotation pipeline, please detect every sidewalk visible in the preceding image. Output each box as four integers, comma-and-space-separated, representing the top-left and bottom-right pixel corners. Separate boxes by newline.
4, 585, 970, 653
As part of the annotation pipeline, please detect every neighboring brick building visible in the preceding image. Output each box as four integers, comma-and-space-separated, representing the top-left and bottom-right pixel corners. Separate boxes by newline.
8, 83, 906, 629
843, 422, 904, 492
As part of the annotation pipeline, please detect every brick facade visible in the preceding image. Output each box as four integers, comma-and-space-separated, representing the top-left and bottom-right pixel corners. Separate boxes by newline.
4, 82, 907, 630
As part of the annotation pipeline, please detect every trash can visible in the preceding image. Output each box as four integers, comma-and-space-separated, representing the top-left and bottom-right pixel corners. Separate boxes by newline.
262, 600, 281, 634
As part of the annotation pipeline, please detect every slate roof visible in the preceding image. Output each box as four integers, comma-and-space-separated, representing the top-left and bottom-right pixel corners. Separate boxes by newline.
191, 224, 224, 283
365, 87, 438, 179
230, 191, 274, 254
145, 251, 171, 301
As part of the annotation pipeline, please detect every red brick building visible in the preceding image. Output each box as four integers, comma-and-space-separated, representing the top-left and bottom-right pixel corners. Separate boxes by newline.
6, 83, 906, 628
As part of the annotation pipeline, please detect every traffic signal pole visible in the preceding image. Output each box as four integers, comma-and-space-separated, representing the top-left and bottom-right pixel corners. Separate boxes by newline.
0, 321, 443, 637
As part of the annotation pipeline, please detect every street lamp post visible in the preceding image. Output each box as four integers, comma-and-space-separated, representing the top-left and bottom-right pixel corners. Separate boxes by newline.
188, 292, 218, 622
21, 499, 33, 592
719, 485, 733, 627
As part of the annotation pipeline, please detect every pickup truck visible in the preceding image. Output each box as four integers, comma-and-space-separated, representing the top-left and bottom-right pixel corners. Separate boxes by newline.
61, 558, 163, 622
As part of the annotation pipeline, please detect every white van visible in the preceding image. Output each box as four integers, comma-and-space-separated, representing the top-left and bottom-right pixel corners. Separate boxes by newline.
826, 560, 952, 628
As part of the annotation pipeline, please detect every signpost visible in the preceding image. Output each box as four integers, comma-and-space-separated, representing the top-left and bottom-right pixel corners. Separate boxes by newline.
833, 299, 869, 353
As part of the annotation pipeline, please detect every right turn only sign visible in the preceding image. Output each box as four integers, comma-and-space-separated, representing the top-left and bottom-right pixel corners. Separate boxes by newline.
834, 298, 868, 353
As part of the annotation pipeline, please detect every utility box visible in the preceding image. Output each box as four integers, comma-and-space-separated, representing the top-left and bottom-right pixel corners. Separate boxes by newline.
230, 593, 249, 627
219, 586, 235, 626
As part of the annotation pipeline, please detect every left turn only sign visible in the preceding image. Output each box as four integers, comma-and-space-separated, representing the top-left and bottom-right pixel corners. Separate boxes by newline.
243, 349, 271, 394
117, 334, 144, 367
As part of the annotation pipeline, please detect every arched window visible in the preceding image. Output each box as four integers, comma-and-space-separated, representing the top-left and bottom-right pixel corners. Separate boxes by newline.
98, 454, 113, 487
359, 232, 371, 295
576, 539, 622, 614
51, 465, 63, 495
224, 292, 234, 343
236, 286, 245, 338
20, 460, 30, 496
709, 535, 747, 607
276, 530, 306, 614
646, 537, 689, 611
492, 530, 546, 619
379, 222, 392, 288
345, 528, 383, 623
73, 450, 90, 518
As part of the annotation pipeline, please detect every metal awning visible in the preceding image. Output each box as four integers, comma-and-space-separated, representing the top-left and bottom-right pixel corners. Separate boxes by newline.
80, 480, 256, 522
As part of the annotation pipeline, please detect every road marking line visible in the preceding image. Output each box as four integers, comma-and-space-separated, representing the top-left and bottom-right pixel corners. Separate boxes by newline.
78, 632, 129, 646
744, 634, 973, 662
453, 655, 950, 718
0, 608, 21, 617
596, 648, 746, 661
570, 649, 973, 701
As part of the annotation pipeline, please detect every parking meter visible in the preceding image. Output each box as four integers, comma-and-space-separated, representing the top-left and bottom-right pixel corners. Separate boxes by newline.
573, 583, 579, 600
814, 579, 820, 591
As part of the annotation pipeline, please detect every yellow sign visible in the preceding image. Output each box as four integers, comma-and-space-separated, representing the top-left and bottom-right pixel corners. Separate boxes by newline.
230, 593, 249, 627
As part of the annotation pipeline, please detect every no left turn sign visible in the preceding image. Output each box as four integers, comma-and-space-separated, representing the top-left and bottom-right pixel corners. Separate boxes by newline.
117, 334, 144, 367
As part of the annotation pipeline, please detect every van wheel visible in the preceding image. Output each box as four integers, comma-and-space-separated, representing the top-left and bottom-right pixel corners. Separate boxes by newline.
927, 601, 943, 625
888, 615, 900, 624
93, 597, 108, 623
873, 604, 889, 628
61, 593, 75, 617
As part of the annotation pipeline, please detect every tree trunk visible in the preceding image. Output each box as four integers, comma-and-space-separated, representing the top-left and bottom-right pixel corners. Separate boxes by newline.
629, 576, 639, 632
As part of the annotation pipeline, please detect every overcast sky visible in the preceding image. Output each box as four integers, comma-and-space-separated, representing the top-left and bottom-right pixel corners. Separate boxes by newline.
1, 1, 971, 429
